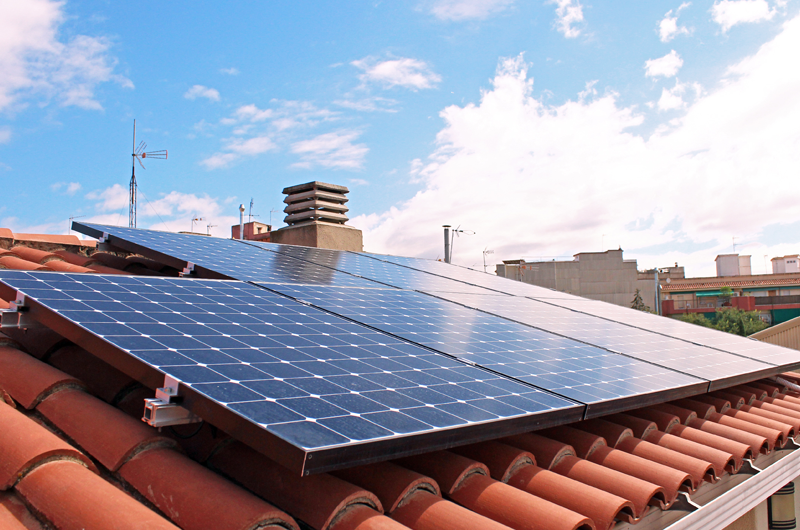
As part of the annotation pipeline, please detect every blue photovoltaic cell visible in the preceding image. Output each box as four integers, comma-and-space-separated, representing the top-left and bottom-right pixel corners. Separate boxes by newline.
430, 292, 776, 384
243, 241, 494, 294
362, 252, 583, 300
541, 298, 800, 369
75, 222, 381, 288
0, 270, 579, 453
259, 283, 705, 407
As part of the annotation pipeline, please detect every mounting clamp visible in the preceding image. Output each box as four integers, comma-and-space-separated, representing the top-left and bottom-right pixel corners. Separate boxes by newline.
0, 293, 41, 329
142, 375, 201, 428
179, 262, 196, 277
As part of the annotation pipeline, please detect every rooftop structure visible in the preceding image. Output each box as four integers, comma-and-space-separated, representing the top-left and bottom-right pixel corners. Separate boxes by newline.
1, 225, 800, 530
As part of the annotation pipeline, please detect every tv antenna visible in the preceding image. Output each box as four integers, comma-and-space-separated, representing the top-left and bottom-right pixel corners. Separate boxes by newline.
207, 223, 217, 236
129, 120, 168, 228
192, 217, 206, 233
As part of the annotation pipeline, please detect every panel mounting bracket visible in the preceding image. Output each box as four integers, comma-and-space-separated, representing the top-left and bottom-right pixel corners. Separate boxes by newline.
179, 262, 196, 277
142, 375, 201, 428
0, 293, 41, 329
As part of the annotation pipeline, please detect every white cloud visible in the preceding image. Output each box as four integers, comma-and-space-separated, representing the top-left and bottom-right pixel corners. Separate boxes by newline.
219, 67, 239, 75
427, 0, 514, 20
711, 0, 775, 32
549, 0, 585, 38
645, 50, 684, 78
86, 183, 129, 211
184, 84, 220, 101
0, 128, 10, 143
352, 57, 441, 91
83, 185, 239, 237
657, 81, 687, 110
200, 135, 276, 169
659, 2, 692, 42
334, 97, 399, 113
51, 181, 82, 195
353, 17, 800, 276
0, 0, 132, 112
290, 130, 368, 170
349, 178, 370, 186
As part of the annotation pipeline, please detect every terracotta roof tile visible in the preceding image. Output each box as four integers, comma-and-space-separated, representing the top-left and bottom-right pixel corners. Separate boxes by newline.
648, 403, 698, 425
120, 447, 298, 530
52, 250, 99, 267
0, 346, 86, 409
0, 400, 96, 489
745, 382, 783, 398
602, 413, 659, 440
391, 490, 512, 530
7, 247, 59, 265
451, 441, 533, 484
332, 461, 440, 514
708, 411, 782, 450
722, 409, 792, 444
16, 460, 178, 530
687, 416, 770, 455
673, 398, 717, 419
13, 233, 95, 248
0, 257, 48, 271
763, 395, 800, 414
573, 419, 633, 448
0, 491, 43, 530
0, 228, 13, 239
504, 433, 664, 518
86, 263, 131, 274
36, 387, 175, 471
88, 252, 132, 270
628, 408, 681, 433
329, 505, 409, 530
42, 260, 96, 273
642, 431, 733, 478
538, 426, 607, 459
209, 441, 381, 530
669, 424, 750, 471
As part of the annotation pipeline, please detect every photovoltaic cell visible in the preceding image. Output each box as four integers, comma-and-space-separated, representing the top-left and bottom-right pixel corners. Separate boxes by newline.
0, 270, 580, 469
259, 283, 706, 413
74, 222, 381, 288
243, 241, 494, 294
542, 298, 800, 370
430, 292, 778, 387
362, 252, 584, 300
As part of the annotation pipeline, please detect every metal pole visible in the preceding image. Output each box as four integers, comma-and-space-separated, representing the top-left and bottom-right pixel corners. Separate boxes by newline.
130, 120, 136, 228
654, 269, 660, 315
443, 225, 451, 263
239, 204, 245, 240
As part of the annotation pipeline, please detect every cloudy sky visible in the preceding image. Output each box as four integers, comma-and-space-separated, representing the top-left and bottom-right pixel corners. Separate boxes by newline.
1, 0, 798, 276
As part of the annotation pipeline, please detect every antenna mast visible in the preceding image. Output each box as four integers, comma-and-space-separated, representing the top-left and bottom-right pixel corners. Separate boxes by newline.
129, 120, 168, 228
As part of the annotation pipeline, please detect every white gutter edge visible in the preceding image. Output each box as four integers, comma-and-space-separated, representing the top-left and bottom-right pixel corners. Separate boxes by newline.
666, 448, 800, 530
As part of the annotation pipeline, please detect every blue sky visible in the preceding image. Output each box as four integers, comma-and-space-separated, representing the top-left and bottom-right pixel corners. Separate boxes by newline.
2, 0, 799, 276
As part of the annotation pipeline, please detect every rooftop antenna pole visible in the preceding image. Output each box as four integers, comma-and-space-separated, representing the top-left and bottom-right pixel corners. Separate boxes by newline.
207, 223, 217, 236
443, 225, 451, 263
129, 119, 168, 229
249, 198, 254, 222
239, 204, 245, 240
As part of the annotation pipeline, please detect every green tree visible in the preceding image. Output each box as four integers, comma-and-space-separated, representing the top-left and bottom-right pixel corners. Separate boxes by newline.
630, 289, 651, 312
714, 308, 768, 336
678, 312, 714, 327
719, 286, 734, 306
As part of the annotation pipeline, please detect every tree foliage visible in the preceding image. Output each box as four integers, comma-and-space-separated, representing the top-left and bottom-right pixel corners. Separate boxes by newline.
630, 289, 651, 312
679, 307, 768, 336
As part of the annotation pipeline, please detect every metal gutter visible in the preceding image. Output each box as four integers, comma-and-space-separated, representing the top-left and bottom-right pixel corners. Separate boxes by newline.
666, 446, 800, 530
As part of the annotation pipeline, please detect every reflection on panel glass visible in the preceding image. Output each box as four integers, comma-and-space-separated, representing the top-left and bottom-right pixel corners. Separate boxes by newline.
543, 297, 800, 368
0, 271, 578, 453
261, 283, 704, 406
432, 292, 776, 382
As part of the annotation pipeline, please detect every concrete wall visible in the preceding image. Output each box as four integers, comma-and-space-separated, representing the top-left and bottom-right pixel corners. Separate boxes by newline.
497, 250, 680, 309
269, 222, 363, 252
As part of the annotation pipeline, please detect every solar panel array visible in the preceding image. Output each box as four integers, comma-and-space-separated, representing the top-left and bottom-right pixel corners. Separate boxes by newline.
0, 271, 578, 455
38, 222, 799, 473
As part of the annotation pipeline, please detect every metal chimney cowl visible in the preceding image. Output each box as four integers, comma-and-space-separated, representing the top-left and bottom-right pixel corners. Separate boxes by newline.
270, 181, 363, 252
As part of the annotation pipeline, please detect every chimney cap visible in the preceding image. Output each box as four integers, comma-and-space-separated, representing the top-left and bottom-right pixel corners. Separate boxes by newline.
282, 181, 349, 195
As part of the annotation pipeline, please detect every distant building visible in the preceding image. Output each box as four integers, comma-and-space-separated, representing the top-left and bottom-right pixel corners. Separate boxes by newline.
772, 255, 800, 274
495, 249, 683, 309
662, 253, 800, 325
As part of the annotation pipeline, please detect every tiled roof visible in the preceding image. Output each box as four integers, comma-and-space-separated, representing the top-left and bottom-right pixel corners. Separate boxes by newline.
663, 276, 800, 292
2, 232, 800, 530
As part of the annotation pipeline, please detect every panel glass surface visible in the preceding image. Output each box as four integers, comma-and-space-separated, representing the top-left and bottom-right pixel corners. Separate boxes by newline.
260, 283, 705, 406
0, 271, 579, 452
362, 252, 584, 300
432, 292, 776, 382
244, 241, 495, 294
75, 223, 381, 288
544, 297, 800, 368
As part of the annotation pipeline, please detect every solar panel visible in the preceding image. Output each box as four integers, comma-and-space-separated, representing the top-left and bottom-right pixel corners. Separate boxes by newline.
362, 251, 584, 299
258, 283, 707, 416
0, 270, 582, 474
541, 298, 800, 370
73, 222, 379, 288
243, 241, 495, 294
429, 292, 779, 388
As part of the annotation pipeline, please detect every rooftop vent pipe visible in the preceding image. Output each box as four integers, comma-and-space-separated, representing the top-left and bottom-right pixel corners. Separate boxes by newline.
238, 204, 245, 240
